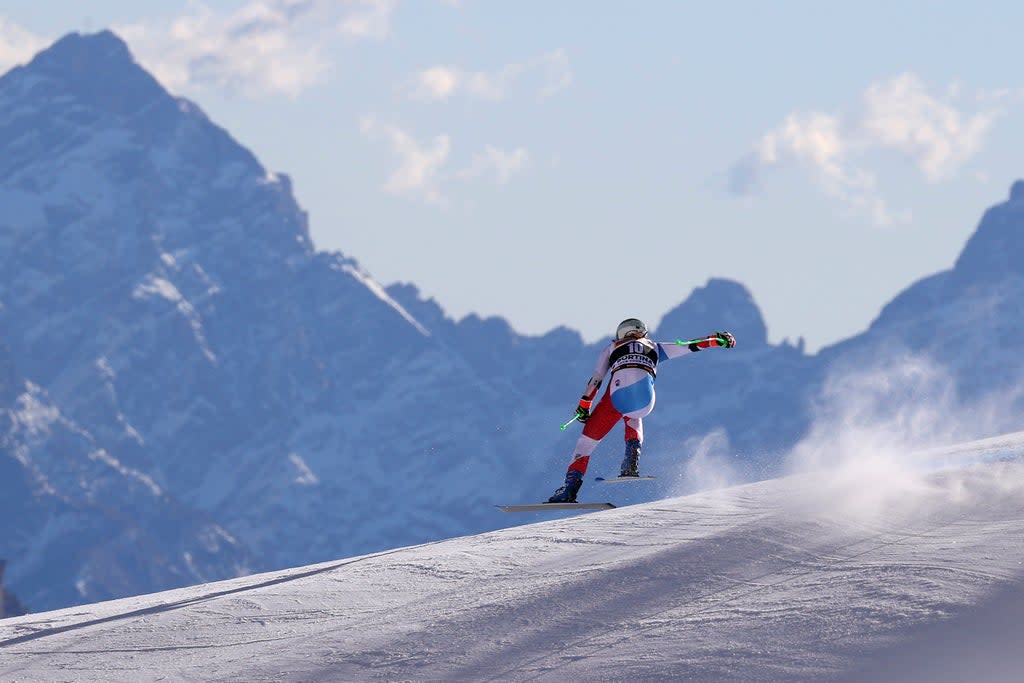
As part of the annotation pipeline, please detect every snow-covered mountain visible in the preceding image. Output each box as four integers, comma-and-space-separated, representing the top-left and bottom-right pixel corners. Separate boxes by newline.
1, 435, 1022, 682
0, 30, 549, 611
3, 30, 1024, 615
0, 336, 252, 610
826, 180, 1024, 401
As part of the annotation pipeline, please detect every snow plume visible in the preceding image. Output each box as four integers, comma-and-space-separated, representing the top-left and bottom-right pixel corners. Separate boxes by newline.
669, 429, 741, 497
783, 353, 1022, 521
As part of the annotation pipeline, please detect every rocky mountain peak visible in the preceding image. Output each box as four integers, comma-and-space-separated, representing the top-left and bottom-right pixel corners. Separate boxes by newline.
653, 278, 768, 347
1010, 179, 1024, 202
7, 30, 168, 118
953, 180, 1024, 283
32, 30, 130, 69
0, 29, 313, 277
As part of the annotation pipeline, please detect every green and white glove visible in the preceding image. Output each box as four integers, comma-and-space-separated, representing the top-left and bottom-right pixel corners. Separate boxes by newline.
714, 331, 736, 348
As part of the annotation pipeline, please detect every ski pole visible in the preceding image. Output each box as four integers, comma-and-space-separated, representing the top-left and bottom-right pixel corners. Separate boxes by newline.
674, 335, 716, 347
559, 414, 580, 431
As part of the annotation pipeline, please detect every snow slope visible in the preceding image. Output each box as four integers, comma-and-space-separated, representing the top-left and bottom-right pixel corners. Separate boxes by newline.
2, 433, 1024, 682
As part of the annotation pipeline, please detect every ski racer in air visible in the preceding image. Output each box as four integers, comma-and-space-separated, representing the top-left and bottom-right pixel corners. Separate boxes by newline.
547, 318, 736, 503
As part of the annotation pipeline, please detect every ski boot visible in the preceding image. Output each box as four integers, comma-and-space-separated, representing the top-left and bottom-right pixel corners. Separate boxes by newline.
547, 470, 584, 503
619, 438, 641, 477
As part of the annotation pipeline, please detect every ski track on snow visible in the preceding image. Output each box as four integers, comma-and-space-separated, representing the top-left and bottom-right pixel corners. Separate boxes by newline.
1, 447, 1024, 682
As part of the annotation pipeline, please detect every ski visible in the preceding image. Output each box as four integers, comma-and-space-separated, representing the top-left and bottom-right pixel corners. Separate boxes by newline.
496, 502, 616, 513
595, 475, 656, 483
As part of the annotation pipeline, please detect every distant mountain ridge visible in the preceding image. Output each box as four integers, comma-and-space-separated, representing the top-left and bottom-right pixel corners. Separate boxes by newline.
2, 31, 1023, 613
0, 561, 27, 618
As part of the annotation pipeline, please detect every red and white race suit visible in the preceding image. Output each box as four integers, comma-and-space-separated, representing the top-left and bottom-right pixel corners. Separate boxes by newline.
565, 336, 708, 476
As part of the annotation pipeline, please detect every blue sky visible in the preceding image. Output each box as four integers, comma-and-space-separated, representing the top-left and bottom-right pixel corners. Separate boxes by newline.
3, 2, 1023, 351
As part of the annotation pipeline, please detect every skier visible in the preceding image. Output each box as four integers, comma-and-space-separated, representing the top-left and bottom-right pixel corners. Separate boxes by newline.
547, 318, 736, 503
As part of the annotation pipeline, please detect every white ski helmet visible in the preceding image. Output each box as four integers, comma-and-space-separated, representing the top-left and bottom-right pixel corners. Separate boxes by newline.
615, 318, 648, 340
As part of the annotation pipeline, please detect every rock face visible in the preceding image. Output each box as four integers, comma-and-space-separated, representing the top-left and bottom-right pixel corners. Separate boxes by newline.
0, 561, 28, 618
4, 31, 1024, 613
654, 278, 769, 348
832, 182, 1024, 407
953, 182, 1024, 285
0, 31, 533, 611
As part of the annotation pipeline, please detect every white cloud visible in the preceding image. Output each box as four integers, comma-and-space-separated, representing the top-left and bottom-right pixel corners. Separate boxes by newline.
410, 63, 516, 101
360, 117, 450, 205
116, 0, 395, 98
409, 50, 572, 101
413, 65, 460, 100
459, 145, 530, 184
860, 73, 998, 181
730, 73, 1006, 225
0, 18, 47, 74
760, 111, 845, 180
339, 0, 396, 39
537, 49, 572, 98
463, 64, 521, 100
360, 120, 532, 202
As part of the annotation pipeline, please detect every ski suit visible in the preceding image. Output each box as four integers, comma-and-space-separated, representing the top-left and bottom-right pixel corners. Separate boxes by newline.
565, 336, 709, 477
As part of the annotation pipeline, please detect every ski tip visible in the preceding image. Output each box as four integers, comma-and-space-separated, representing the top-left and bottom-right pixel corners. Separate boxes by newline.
595, 475, 656, 483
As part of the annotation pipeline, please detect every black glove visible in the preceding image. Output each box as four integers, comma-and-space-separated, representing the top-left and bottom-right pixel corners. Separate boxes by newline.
714, 331, 736, 348
575, 397, 592, 423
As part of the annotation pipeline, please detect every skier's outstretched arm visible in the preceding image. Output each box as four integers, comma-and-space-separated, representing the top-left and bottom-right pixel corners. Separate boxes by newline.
656, 331, 736, 361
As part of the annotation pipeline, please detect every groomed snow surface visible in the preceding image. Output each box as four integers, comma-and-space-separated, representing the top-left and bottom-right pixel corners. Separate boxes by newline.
3, 434, 1024, 682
